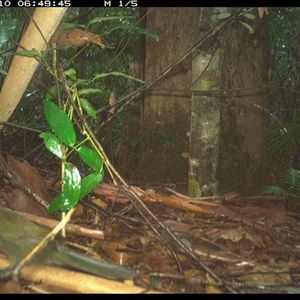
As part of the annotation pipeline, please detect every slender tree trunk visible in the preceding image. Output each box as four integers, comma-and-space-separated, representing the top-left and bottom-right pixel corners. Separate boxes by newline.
0, 8, 67, 131
188, 7, 229, 197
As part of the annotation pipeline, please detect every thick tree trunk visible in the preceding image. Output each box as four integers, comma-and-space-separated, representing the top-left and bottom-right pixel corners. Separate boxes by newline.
139, 7, 201, 183
219, 9, 270, 195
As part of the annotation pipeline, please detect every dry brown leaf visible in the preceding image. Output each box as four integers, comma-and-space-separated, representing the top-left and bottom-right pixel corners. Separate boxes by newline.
258, 7, 269, 19
52, 29, 105, 48
208, 227, 266, 248
0, 155, 52, 217
237, 265, 292, 285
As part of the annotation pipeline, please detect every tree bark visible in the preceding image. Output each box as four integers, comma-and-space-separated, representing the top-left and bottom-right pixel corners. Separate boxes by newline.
139, 7, 201, 183
219, 8, 270, 195
188, 7, 229, 197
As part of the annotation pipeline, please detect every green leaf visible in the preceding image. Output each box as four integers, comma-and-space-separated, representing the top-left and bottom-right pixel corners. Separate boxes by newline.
79, 98, 97, 118
78, 88, 102, 96
64, 68, 77, 81
108, 25, 159, 41
80, 172, 104, 198
48, 193, 64, 213
39, 133, 63, 159
87, 16, 126, 27
48, 163, 81, 213
242, 13, 255, 20
91, 72, 144, 84
77, 146, 102, 172
45, 84, 63, 101
43, 100, 76, 146
216, 13, 231, 20
16, 49, 41, 57
0, 19, 17, 47
61, 163, 81, 210
59, 22, 80, 31
261, 186, 290, 197
239, 21, 254, 34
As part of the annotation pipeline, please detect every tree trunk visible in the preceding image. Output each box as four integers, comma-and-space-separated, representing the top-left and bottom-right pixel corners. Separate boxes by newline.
188, 7, 229, 197
0, 8, 67, 131
219, 8, 270, 195
138, 7, 201, 183
139, 7, 270, 196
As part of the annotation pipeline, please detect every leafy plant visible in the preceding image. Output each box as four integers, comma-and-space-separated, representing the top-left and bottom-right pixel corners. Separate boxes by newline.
216, 8, 255, 34
40, 99, 104, 213
265, 123, 300, 171
262, 168, 300, 199
0, 19, 17, 48
38, 47, 145, 214
1, 8, 158, 212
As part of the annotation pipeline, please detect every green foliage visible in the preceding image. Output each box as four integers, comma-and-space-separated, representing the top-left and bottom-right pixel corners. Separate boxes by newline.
266, 123, 300, 158
0, 19, 17, 47
269, 8, 300, 123
215, 8, 255, 34
266, 8, 300, 174
238, 21, 254, 34
0, 7, 163, 198
32, 8, 157, 213
49, 163, 82, 213
43, 100, 76, 147
80, 172, 104, 198
104, 24, 159, 41
262, 168, 300, 199
40, 100, 104, 213
39, 133, 63, 159
91, 71, 144, 84
77, 146, 102, 173
188, 178, 201, 198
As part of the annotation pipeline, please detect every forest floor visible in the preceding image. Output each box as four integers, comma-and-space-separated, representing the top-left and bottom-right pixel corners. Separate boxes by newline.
1, 154, 300, 293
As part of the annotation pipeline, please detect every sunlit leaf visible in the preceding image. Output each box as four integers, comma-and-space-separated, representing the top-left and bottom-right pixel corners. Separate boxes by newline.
80, 172, 104, 198
16, 49, 41, 57
39, 133, 63, 159
61, 163, 81, 210
78, 88, 102, 96
92, 72, 144, 84
87, 16, 125, 27
77, 146, 102, 172
48, 163, 81, 213
43, 100, 76, 146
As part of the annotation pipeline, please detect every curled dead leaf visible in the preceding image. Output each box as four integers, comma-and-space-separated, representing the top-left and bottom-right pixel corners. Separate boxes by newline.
52, 29, 105, 48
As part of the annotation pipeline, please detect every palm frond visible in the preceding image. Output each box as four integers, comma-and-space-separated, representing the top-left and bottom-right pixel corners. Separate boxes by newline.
261, 185, 290, 197
262, 168, 300, 199
266, 123, 300, 156
281, 168, 300, 186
